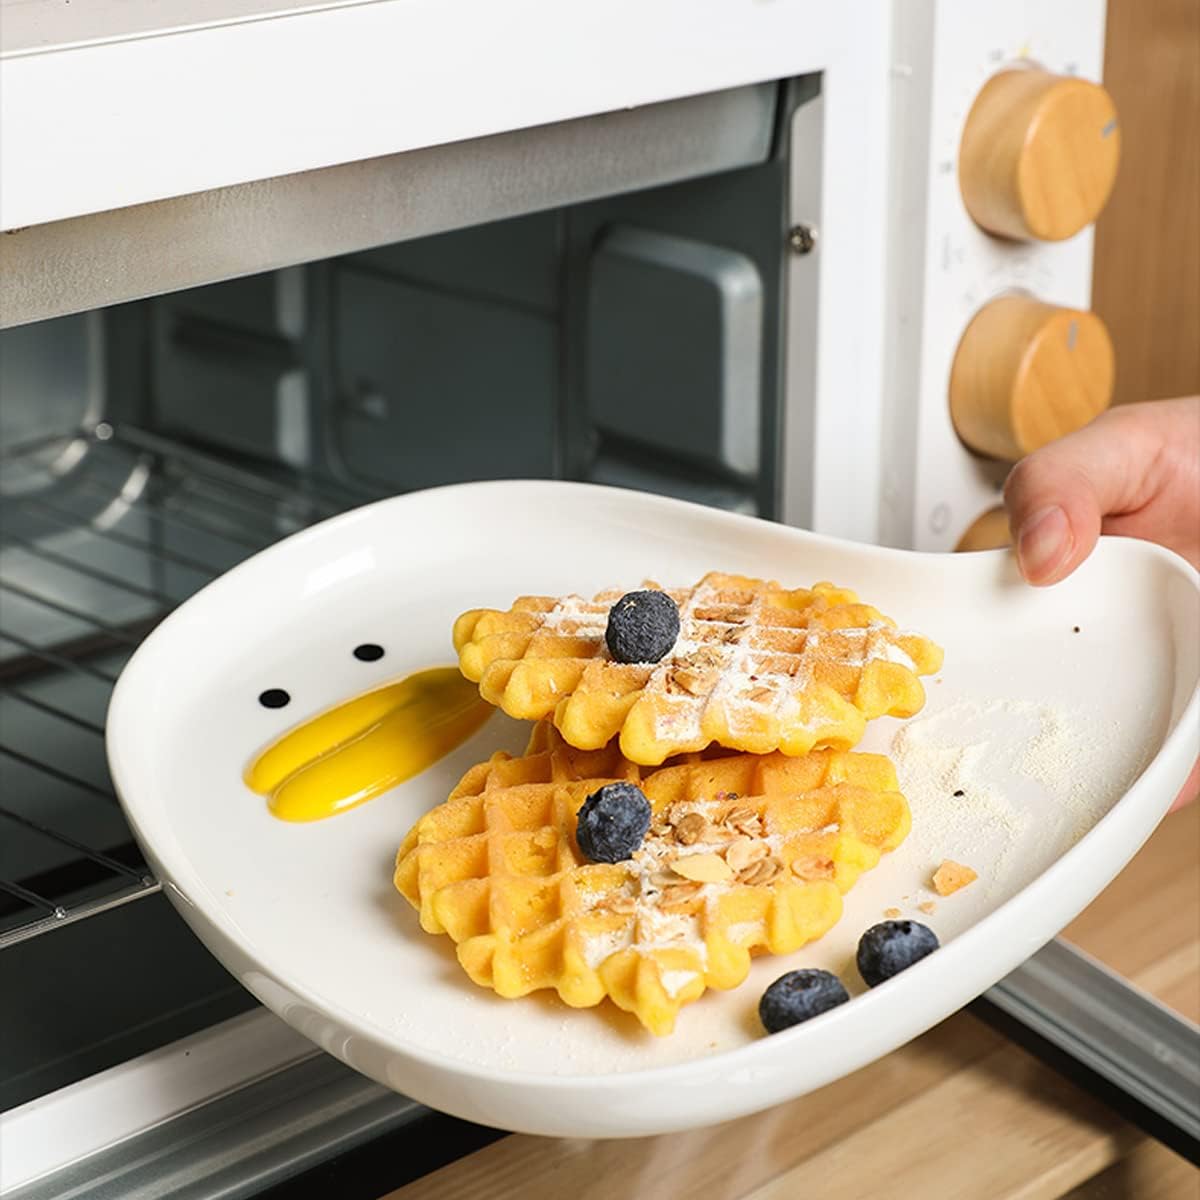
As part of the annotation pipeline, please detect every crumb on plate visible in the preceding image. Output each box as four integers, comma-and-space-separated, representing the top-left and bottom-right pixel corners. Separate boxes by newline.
932, 860, 978, 896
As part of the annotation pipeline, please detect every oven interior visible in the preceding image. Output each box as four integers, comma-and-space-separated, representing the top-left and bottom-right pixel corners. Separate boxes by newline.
0, 79, 803, 1111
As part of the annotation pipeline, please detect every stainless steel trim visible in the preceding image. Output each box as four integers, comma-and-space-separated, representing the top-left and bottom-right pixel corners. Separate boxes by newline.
5, 1056, 418, 1200
0, 1007, 324, 1190
984, 939, 1200, 1149
0, 84, 777, 328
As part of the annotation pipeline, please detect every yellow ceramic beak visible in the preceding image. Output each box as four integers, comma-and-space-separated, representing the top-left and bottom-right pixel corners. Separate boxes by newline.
244, 667, 492, 822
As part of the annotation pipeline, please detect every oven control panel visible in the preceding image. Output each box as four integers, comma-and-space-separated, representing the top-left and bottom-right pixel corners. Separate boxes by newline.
883, 0, 1117, 551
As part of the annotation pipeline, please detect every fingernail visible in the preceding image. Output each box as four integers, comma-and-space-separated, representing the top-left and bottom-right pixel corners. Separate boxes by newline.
1016, 505, 1072, 582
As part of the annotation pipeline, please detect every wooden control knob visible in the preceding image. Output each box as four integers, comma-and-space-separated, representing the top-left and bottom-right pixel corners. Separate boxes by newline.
949, 294, 1115, 461
955, 507, 1011, 552
959, 69, 1120, 241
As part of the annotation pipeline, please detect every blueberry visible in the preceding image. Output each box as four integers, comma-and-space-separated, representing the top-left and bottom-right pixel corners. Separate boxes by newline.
759, 969, 849, 1033
856, 919, 939, 987
605, 590, 680, 664
575, 783, 652, 863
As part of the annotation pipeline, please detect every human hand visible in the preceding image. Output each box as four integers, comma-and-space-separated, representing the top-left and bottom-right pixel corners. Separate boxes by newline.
1003, 395, 1200, 585
1003, 395, 1200, 811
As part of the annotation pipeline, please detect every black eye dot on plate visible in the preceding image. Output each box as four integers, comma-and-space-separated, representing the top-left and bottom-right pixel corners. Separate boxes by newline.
258, 688, 291, 709
353, 643, 385, 662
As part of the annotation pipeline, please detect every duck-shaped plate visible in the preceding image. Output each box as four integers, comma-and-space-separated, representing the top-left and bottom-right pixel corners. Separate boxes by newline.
107, 480, 1200, 1138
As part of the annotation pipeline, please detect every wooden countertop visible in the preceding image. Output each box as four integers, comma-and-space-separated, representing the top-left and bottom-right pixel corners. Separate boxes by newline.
385, 805, 1199, 1200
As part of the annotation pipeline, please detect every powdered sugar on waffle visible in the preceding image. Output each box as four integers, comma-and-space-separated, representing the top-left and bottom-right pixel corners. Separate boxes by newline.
577, 806, 725, 971
658, 969, 703, 999
536, 593, 609, 635
577, 796, 822, 979
537, 578, 924, 745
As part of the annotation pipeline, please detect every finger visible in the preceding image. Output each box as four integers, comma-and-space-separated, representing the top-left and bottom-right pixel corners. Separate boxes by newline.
1002, 409, 1156, 586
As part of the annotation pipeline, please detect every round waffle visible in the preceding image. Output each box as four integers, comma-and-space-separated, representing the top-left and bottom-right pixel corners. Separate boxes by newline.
394, 723, 911, 1036
453, 571, 944, 765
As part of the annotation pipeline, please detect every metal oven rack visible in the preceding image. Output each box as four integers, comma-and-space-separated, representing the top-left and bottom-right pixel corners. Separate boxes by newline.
0, 424, 355, 949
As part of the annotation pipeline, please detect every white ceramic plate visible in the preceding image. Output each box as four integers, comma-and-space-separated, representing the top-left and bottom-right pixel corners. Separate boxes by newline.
107, 481, 1200, 1138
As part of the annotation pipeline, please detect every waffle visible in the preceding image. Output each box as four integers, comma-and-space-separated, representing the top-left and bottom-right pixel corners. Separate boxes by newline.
453, 572, 943, 765
394, 723, 910, 1036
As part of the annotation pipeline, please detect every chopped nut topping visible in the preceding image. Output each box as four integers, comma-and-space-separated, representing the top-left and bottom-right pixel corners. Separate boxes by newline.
671, 853, 734, 884
660, 882, 703, 909
594, 890, 636, 915
725, 837, 768, 873
676, 646, 724, 671
673, 812, 708, 845
712, 802, 764, 838
671, 667, 717, 696
737, 856, 782, 886
790, 856, 836, 882
932, 860, 977, 896
650, 868, 682, 889
745, 686, 775, 704
723, 804, 756, 825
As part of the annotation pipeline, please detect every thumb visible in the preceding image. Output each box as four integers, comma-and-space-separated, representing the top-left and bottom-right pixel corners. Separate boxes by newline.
1002, 409, 1151, 586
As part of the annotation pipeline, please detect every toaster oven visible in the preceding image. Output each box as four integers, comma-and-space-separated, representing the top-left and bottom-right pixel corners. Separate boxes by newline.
2, 0, 1195, 1194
